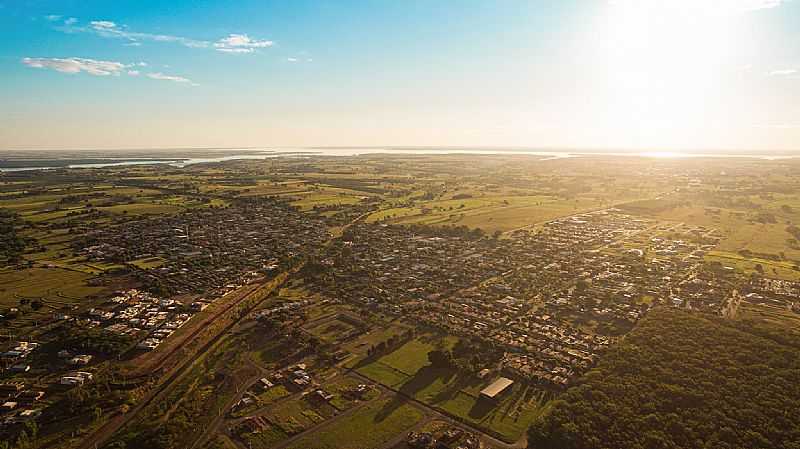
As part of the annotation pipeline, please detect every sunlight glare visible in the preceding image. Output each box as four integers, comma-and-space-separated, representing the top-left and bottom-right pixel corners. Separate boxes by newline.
590, 0, 754, 149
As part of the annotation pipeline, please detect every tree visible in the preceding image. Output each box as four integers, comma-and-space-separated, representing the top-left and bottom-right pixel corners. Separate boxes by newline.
427, 349, 452, 368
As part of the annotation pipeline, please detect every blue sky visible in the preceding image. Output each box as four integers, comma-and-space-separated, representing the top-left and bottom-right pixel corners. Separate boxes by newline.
1, 0, 799, 151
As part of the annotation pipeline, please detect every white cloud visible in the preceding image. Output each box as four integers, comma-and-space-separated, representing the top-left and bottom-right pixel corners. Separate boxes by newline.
214, 34, 273, 54
65, 19, 212, 48
769, 69, 798, 76
22, 57, 198, 86
55, 18, 274, 55
90, 20, 116, 29
146, 72, 198, 86
44, 14, 62, 22
22, 57, 128, 76
216, 47, 254, 54
287, 57, 298, 62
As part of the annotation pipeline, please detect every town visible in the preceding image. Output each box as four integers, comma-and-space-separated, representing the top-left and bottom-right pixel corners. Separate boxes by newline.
1, 153, 799, 449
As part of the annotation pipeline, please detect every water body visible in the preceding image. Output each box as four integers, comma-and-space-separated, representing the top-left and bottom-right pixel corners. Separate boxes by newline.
0, 148, 796, 172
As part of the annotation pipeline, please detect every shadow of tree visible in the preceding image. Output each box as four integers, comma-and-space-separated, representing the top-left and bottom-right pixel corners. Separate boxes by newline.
468, 396, 496, 420
399, 365, 443, 396
374, 365, 445, 422
373, 392, 409, 423
430, 371, 475, 404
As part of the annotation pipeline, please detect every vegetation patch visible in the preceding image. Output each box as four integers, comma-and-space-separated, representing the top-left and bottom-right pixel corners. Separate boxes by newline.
284, 396, 424, 449
528, 308, 800, 449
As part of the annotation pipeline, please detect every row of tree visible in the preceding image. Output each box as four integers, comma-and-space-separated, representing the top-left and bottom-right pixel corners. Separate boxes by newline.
0, 209, 31, 264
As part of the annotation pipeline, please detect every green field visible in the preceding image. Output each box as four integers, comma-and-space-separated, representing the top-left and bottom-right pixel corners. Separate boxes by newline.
285, 396, 424, 449
367, 195, 610, 232
355, 336, 547, 442
0, 267, 102, 306
238, 425, 288, 449
706, 251, 800, 281
290, 192, 364, 210
263, 395, 337, 436
306, 318, 360, 343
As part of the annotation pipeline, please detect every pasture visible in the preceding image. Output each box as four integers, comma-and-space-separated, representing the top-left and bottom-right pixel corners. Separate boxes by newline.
285, 396, 424, 449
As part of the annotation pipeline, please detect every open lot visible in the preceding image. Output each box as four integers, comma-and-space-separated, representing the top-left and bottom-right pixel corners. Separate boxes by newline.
284, 396, 425, 449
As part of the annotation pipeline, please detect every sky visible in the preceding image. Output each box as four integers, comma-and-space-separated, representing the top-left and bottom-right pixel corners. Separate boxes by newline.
1, 0, 799, 152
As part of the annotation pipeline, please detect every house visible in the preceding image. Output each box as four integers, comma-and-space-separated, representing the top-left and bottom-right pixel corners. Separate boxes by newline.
60, 371, 93, 386
18, 391, 45, 403
69, 355, 93, 366
137, 338, 160, 350
479, 377, 514, 400
60, 376, 85, 386
190, 302, 208, 312
1, 401, 18, 411
16, 409, 42, 421
0, 383, 25, 398
314, 389, 334, 402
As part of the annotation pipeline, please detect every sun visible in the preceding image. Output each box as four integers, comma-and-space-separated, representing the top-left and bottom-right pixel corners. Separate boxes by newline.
588, 0, 753, 149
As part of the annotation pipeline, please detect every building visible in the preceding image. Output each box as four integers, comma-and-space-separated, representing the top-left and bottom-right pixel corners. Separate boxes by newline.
479, 377, 514, 400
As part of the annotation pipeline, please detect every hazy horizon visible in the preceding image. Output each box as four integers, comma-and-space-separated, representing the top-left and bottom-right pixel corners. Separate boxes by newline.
2, 145, 800, 156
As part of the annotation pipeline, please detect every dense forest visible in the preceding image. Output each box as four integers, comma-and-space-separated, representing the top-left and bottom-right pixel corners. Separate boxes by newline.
528, 308, 800, 449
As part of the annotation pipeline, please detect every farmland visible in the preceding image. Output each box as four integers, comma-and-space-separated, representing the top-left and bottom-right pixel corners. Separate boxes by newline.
1, 153, 800, 449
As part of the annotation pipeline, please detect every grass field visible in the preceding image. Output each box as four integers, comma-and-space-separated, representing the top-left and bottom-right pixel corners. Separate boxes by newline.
306, 318, 360, 343
130, 256, 167, 269
355, 336, 547, 442
0, 267, 102, 304
626, 201, 800, 262
263, 395, 337, 435
0, 267, 104, 330
343, 324, 413, 360
706, 251, 800, 281
367, 195, 607, 232
290, 192, 364, 210
97, 202, 184, 215
738, 303, 800, 329
239, 425, 289, 449
716, 222, 800, 261
285, 396, 424, 449
231, 385, 291, 418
